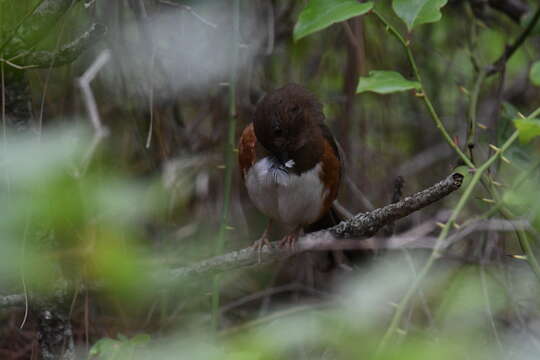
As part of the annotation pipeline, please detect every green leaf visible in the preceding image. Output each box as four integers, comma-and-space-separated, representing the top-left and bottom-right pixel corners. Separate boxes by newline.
530, 61, 540, 86
514, 117, 540, 143
293, 0, 373, 42
356, 70, 421, 94
392, 0, 448, 31
499, 102, 519, 145
130, 334, 151, 345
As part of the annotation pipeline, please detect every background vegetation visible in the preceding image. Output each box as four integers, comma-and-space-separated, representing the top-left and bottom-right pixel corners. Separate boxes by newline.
1, 0, 540, 359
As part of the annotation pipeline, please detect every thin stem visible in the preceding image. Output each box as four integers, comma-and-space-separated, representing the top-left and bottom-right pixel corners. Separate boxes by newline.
369, 9, 540, 349
212, 0, 240, 331
488, 7, 540, 76
528, 107, 540, 119
377, 129, 520, 353
516, 229, 540, 282
19, 214, 30, 329
371, 10, 475, 169
370, 10, 535, 271
1, 58, 5, 144
467, 68, 488, 153
479, 157, 540, 220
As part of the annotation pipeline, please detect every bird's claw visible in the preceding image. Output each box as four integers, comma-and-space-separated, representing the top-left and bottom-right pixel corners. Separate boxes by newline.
278, 232, 299, 251
252, 235, 271, 263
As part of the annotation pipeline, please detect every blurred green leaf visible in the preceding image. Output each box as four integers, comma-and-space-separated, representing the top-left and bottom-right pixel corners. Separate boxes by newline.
88, 229, 153, 300
89, 334, 150, 360
514, 117, 540, 143
293, 0, 373, 42
356, 70, 421, 94
530, 61, 540, 86
392, 0, 448, 31
498, 103, 534, 165
499, 102, 519, 145
89, 338, 120, 358
130, 334, 151, 345
2, 127, 85, 185
0, 127, 169, 300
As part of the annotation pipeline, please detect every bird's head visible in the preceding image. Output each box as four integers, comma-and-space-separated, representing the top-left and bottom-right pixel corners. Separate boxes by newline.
253, 83, 325, 169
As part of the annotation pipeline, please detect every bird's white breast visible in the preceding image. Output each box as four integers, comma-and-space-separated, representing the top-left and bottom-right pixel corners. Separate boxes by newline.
245, 157, 327, 227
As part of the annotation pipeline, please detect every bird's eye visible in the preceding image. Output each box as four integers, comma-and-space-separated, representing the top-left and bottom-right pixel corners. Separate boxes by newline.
274, 127, 283, 136
290, 105, 300, 113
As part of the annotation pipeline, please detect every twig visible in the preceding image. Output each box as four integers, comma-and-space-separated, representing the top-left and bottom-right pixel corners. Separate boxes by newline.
477, 156, 540, 221
16, 180, 536, 314
371, 9, 539, 283
397, 143, 452, 177
0, 58, 37, 70
220, 283, 325, 314
78, 50, 110, 134
158, 0, 218, 28
377, 129, 520, 353
15, 23, 106, 69
19, 215, 30, 329
480, 261, 505, 353
161, 173, 463, 282
467, 68, 488, 154
371, 10, 475, 169
145, 42, 156, 149
38, 7, 74, 137
220, 303, 329, 337
1, 61, 5, 148
342, 21, 359, 49
445, 219, 530, 248
487, 6, 540, 76
212, 0, 240, 330
265, 0, 275, 55
345, 175, 375, 210
514, 227, 540, 281
332, 173, 463, 238
153, 218, 527, 286
77, 50, 110, 173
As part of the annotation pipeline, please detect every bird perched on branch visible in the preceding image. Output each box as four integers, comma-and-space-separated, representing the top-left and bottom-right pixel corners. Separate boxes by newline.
238, 84, 342, 249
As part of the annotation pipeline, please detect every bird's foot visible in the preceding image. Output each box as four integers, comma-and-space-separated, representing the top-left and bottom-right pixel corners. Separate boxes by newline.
278, 228, 301, 250
252, 233, 272, 263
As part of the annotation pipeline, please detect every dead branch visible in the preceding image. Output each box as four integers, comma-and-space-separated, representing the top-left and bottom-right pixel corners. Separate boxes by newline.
331, 173, 463, 238
2, 173, 464, 308
163, 173, 464, 282
16, 23, 106, 69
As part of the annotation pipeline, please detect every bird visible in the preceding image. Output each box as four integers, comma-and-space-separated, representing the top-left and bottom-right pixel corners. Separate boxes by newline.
238, 83, 342, 250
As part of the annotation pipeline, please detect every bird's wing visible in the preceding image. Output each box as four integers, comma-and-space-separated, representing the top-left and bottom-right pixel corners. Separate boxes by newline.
238, 123, 257, 180
319, 122, 345, 185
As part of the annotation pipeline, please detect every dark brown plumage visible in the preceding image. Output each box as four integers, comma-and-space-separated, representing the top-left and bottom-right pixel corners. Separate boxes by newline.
238, 83, 342, 248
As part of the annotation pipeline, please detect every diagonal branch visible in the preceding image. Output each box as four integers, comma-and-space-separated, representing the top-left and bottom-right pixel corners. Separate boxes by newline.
2, 173, 463, 308
164, 172, 463, 282
13, 23, 106, 69
1, 0, 83, 55
487, 6, 540, 76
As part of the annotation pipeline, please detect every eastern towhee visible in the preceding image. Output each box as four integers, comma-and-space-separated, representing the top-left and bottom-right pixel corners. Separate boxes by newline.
238, 83, 342, 249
